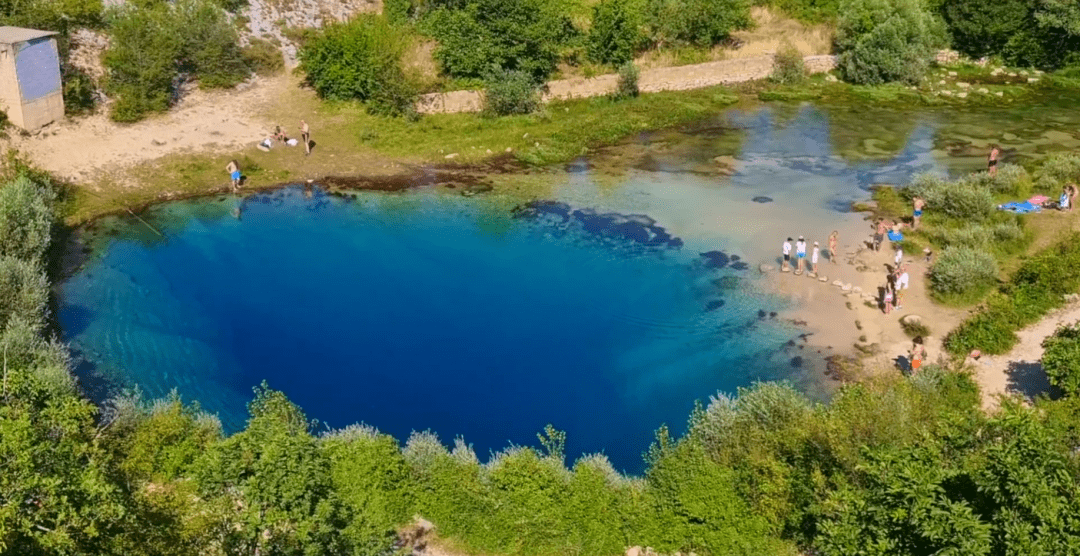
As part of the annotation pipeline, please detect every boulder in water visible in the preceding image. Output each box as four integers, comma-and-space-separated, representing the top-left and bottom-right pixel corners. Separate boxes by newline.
759, 263, 776, 273
752, 196, 773, 203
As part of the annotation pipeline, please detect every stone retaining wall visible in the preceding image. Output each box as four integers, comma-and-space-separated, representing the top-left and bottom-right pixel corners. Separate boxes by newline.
415, 54, 838, 115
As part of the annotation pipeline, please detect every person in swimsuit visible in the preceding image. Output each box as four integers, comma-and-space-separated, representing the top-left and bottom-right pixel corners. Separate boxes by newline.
301, 120, 311, 155
912, 196, 925, 230
795, 236, 807, 274
782, 237, 792, 272
895, 265, 909, 310
883, 281, 894, 315
1069, 184, 1079, 212
811, 241, 820, 275
225, 160, 241, 191
988, 145, 1000, 177
909, 336, 926, 375
874, 220, 886, 251
828, 231, 838, 264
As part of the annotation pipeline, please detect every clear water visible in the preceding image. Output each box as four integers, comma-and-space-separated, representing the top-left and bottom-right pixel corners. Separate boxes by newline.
58, 100, 1080, 473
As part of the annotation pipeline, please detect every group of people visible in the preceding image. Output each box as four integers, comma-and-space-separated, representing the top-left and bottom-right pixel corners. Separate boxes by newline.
257, 120, 312, 155
781, 231, 839, 275
881, 256, 910, 315
229, 120, 314, 191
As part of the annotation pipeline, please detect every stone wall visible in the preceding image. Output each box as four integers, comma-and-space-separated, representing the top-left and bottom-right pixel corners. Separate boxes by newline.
416, 54, 838, 115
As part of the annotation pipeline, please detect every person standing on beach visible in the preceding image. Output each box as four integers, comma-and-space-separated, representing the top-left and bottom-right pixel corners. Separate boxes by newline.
301, 120, 311, 155
795, 236, 807, 274
909, 336, 926, 375
782, 237, 792, 272
811, 242, 820, 275
912, 196, 925, 230
895, 265, 909, 310
883, 281, 894, 315
828, 231, 838, 264
894, 246, 903, 268
874, 220, 886, 251
225, 160, 240, 191
988, 145, 1000, 176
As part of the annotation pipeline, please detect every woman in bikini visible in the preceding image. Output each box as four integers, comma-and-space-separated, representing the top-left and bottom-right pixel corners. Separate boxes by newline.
988, 145, 1000, 177
828, 231, 838, 264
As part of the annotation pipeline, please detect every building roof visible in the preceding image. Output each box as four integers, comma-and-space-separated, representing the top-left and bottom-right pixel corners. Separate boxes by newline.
0, 27, 57, 45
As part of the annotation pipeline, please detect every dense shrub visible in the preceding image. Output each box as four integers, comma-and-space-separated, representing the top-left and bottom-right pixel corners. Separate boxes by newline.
834, 0, 947, 85
770, 41, 806, 84
0, 175, 54, 262
929, 245, 998, 299
965, 162, 1031, 196
614, 62, 640, 99
299, 16, 417, 116
0, 256, 48, 331
935, 0, 1030, 59
1034, 153, 1080, 193
642, 0, 753, 48
483, 68, 541, 116
907, 173, 994, 220
588, 0, 645, 65
105, 0, 250, 121
242, 38, 285, 76
423, 0, 575, 81
932, 0, 1080, 69
764, 0, 841, 23
1042, 323, 1080, 396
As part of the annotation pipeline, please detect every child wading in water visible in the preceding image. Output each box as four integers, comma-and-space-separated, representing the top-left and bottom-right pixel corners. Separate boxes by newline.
910, 336, 926, 375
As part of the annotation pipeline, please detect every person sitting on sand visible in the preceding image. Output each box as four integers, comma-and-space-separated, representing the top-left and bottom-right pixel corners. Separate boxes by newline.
782, 237, 792, 272
795, 236, 807, 274
258, 136, 273, 151
912, 196, 925, 230
828, 231, 839, 264
910, 336, 926, 375
273, 125, 287, 142
988, 145, 1000, 177
1060, 186, 1071, 211
811, 241, 820, 275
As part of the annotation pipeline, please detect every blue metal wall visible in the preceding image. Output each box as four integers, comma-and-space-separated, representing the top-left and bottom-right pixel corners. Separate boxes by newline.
15, 37, 61, 102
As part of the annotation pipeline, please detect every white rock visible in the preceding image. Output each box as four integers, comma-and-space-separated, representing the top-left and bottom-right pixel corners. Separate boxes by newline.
825, 74, 838, 82
957, 91, 968, 98
978, 88, 989, 94
957, 82, 970, 88
444, 153, 458, 159
948, 71, 957, 77
938, 79, 946, 85
506, 147, 512, 152
852, 286, 863, 293
1021, 70, 1029, 76
995, 91, 1004, 97
842, 283, 852, 291
832, 280, 844, 287
1028, 78, 1039, 83
819, 276, 828, 282
626, 547, 642, 556
941, 90, 954, 96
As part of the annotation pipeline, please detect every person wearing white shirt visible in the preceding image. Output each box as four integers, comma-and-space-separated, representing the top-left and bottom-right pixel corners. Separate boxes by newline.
895, 266, 910, 310
782, 238, 792, 272
894, 247, 903, 267
811, 242, 820, 274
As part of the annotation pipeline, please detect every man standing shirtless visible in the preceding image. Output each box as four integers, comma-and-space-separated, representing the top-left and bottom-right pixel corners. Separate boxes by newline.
988, 145, 1000, 177
301, 120, 311, 156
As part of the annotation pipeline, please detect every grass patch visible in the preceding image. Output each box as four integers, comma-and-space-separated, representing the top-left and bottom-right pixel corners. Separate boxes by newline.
901, 319, 930, 338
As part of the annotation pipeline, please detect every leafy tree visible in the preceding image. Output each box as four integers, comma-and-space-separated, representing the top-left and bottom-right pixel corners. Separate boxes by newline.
643, 0, 752, 48
192, 385, 351, 555
423, 0, 576, 81
1042, 322, 1080, 396
482, 68, 541, 116
0, 176, 55, 263
936, 0, 1029, 59
835, 0, 947, 85
298, 15, 417, 116
587, 0, 645, 66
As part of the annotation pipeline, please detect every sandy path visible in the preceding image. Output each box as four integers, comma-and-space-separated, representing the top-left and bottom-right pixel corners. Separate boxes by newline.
968, 304, 1074, 410
3, 76, 287, 187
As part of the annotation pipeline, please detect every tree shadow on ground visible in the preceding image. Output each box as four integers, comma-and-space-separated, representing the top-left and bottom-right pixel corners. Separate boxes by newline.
1005, 360, 1052, 401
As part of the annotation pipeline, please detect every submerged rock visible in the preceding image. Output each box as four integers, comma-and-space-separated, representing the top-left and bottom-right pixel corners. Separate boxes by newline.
730, 261, 749, 271
705, 299, 725, 312
752, 196, 773, 203
699, 251, 729, 269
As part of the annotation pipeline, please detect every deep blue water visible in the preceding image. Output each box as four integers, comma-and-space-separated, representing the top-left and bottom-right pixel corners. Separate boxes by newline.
60, 188, 805, 472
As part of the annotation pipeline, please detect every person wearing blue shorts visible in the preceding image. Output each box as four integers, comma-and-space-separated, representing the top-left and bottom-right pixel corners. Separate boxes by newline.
913, 196, 925, 229
226, 160, 241, 191
795, 236, 807, 274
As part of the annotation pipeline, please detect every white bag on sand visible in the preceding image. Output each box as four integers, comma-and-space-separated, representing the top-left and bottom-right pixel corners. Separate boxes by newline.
286, 138, 298, 146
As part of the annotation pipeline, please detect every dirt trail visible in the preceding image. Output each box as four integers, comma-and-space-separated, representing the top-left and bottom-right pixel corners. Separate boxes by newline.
3, 76, 288, 187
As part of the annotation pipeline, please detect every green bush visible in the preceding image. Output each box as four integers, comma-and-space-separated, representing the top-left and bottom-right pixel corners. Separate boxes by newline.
61, 63, 97, 115
642, 0, 753, 48
908, 172, 995, 221
770, 41, 806, 85
105, 0, 250, 121
614, 61, 640, 99
588, 0, 645, 65
834, 0, 948, 85
1034, 153, 1080, 193
935, 0, 1030, 59
0, 175, 54, 262
423, 0, 575, 81
765, 0, 841, 23
929, 245, 998, 299
299, 15, 417, 116
1042, 322, 1080, 396
483, 68, 541, 116
241, 38, 284, 76
932, 0, 1080, 69
0, 256, 48, 331
964, 162, 1031, 196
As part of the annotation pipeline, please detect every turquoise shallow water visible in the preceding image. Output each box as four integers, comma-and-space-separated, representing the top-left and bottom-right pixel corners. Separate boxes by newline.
59, 101, 1073, 472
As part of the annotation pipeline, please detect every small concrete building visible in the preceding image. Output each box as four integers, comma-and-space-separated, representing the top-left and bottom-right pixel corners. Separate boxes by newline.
0, 26, 64, 131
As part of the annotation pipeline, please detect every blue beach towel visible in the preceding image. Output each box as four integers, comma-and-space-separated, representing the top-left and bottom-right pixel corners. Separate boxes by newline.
887, 230, 903, 242
998, 201, 1041, 214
